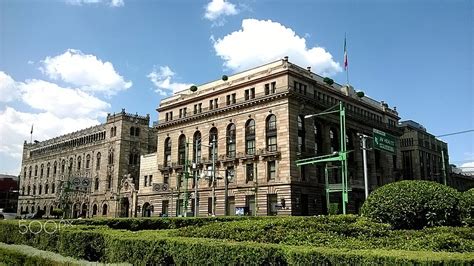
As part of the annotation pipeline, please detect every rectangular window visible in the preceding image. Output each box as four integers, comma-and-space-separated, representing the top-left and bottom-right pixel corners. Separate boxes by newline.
246, 163, 254, 183
226, 95, 231, 105
267, 194, 277, 216
208, 197, 213, 215
231, 93, 236, 104
265, 83, 270, 95
271, 82, 276, 94
245, 195, 255, 216
163, 173, 169, 184
198, 103, 202, 113
144, 175, 148, 187
209, 100, 214, 110
267, 161, 276, 180
214, 98, 218, 108
162, 200, 169, 216
149, 175, 153, 186
245, 89, 249, 100
267, 136, 277, 152
194, 104, 198, 114
246, 140, 255, 155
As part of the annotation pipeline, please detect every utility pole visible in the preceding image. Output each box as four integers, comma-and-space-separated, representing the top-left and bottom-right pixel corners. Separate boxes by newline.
357, 133, 371, 199
194, 139, 199, 217
182, 139, 190, 217
211, 135, 216, 216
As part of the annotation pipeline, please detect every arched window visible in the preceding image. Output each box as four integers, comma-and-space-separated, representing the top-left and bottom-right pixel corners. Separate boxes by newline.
38, 185, 42, 195
53, 161, 57, 175
297, 115, 306, 154
107, 174, 112, 190
93, 204, 98, 216
330, 127, 339, 153
52, 183, 55, 194
61, 160, 66, 174
40, 164, 44, 178
209, 127, 218, 159
266, 115, 277, 152
34, 165, 38, 177
77, 156, 81, 170
245, 119, 255, 155
29, 166, 32, 178
96, 153, 101, 170
69, 158, 73, 172
313, 120, 322, 155
46, 163, 50, 177
110, 126, 116, 137
193, 131, 202, 163
226, 124, 236, 157
22, 186, 25, 195
130, 127, 135, 136
23, 167, 27, 178
95, 177, 99, 191
135, 127, 140, 137
102, 204, 108, 216
178, 134, 186, 165
27, 186, 31, 195
108, 150, 114, 165
164, 137, 172, 166
45, 184, 49, 194
86, 154, 91, 168
33, 185, 36, 195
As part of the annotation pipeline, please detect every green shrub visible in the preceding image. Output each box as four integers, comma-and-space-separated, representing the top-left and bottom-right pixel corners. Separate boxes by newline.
361, 180, 462, 229
461, 188, 474, 226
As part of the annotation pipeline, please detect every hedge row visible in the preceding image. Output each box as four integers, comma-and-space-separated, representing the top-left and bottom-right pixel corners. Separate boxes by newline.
461, 188, 474, 226
69, 215, 265, 231
0, 221, 473, 265
0, 242, 99, 266
172, 216, 474, 253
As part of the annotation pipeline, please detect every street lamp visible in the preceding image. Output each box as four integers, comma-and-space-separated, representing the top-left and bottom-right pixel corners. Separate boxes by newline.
297, 101, 349, 214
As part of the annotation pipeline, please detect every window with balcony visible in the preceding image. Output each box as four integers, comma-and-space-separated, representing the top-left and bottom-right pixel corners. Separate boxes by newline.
209, 127, 218, 160
178, 134, 186, 165
193, 131, 202, 163
266, 115, 277, 152
297, 115, 305, 154
245, 119, 255, 155
164, 137, 172, 167
226, 123, 236, 158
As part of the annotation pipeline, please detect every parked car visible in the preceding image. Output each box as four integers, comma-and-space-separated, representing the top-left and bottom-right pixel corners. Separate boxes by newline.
0, 208, 17, 220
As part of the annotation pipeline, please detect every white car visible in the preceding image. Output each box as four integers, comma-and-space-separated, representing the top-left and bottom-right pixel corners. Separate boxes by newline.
0, 209, 17, 220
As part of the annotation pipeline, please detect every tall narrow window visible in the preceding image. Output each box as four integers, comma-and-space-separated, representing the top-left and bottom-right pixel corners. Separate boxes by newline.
107, 174, 112, 190
226, 123, 236, 158
164, 137, 172, 166
266, 115, 277, 152
330, 127, 339, 153
314, 121, 322, 155
108, 150, 114, 165
95, 177, 99, 191
51, 183, 55, 194
298, 115, 305, 154
34, 165, 38, 176
245, 119, 256, 155
246, 163, 254, 183
267, 161, 276, 180
193, 131, 202, 163
46, 163, 50, 177
178, 134, 186, 165
96, 153, 101, 170
77, 156, 81, 170
209, 127, 218, 160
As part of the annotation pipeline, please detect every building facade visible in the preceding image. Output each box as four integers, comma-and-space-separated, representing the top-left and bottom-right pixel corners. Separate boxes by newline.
137, 58, 402, 217
17, 109, 156, 218
399, 120, 450, 184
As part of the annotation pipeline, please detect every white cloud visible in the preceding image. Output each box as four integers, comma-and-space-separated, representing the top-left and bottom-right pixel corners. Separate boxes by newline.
213, 19, 342, 76
41, 49, 132, 95
460, 161, 474, 174
19, 79, 110, 118
147, 66, 192, 96
66, 0, 124, 7
0, 71, 21, 102
0, 107, 100, 163
205, 0, 238, 22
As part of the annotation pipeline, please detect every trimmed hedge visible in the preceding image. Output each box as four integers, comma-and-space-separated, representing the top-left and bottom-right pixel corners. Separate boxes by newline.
0, 243, 99, 266
69, 216, 263, 231
1, 220, 473, 265
361, 180, 462, 229
461, 188, 474, 226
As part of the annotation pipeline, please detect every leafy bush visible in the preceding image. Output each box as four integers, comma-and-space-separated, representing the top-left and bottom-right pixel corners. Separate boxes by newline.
361, 180, 462, 229
0, 220, 473, 264
461, 188, 474, 226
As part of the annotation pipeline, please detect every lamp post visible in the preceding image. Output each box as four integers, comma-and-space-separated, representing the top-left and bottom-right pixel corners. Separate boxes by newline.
300, 101, 349, 214
357, 133, 372, 199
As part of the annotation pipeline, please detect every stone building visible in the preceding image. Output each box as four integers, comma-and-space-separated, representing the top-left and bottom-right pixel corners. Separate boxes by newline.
17, 109, 157, 218
399, 120, 450, 183
137, 58, 402, 217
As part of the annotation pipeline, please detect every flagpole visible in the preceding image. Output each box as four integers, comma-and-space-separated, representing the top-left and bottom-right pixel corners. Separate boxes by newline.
344, 33, 349, 85
30, 124, 33, 144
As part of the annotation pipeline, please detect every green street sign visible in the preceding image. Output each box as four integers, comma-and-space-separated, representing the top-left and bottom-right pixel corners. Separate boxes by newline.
373, 129, 396, 153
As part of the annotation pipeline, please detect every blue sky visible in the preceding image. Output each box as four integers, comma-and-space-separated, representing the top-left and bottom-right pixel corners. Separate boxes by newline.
0, 0, 473, 175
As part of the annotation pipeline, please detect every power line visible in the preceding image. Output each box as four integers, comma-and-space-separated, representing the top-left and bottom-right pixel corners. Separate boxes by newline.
436, 129, 474, 138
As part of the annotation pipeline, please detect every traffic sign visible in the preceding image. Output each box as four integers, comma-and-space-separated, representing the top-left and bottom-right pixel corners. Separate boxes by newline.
373, 129, 396, 153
